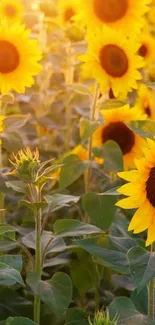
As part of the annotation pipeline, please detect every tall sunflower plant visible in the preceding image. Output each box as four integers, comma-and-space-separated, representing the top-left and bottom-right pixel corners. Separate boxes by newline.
2, 0, 155, 325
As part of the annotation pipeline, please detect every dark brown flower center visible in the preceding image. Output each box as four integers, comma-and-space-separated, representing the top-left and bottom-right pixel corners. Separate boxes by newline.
146, 167, 155, 207
99, 44, 128, 78
64, 7, 75, 22
0, 41, 20, 74
102, 121, 135, 155
93, 0, 128, 23
145, 106, 152, 117
138, 44, 148, 58
4, 4, 17, 17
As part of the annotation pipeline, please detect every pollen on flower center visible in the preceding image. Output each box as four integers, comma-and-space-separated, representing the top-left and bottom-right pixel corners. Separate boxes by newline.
93, 0, 128, 23
4, 4, 17, 16
102, 121, 135, 155
99, 44, 128, 78
0, 40, 19, 74
146, 167, 155, 207
138, 44, 148, 58
64, 7, 75, 21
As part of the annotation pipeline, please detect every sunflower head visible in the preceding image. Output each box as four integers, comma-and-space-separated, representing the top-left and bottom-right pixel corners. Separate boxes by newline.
116, 137, 155, 246
92, 104, 146, 169
138, 32, 155, 66
89, 311, 118, 325
78, 0, 151, 36
0, 22, 42, 94
10, 147, 40, 182
0, 0, 24, 23
72, 145, 88, 161
136, 84, 155, 119
58, 0, 79, 26
81, 26, 144, 98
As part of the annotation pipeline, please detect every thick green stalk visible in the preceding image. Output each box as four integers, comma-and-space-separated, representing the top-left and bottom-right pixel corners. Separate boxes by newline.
85, 83, 99, 193
148, 243, 155, 318
34, 208, 42, 324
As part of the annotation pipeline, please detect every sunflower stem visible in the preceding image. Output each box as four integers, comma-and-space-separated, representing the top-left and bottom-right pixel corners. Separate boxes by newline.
33, 189, 42, 324
65, 41, 75, 151
148, 243, 155, 318
0, 101, 5, 230
85, 82, 100, 196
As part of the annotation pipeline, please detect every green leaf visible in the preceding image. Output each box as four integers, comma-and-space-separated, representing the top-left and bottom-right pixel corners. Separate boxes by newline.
66, 308, 88, 325
5, 317, 37, 325
19, 200, 48, 212
109, 297, 155, 325
0, 263, 24, 286
2, 132, 24, 152
53, 219, 101, 237
6, 181, 27, 193
82, 192, 117, 231
131, 287, 148, 315
0, 225, 17, 236
127, 120, 155, 139
75, 236, 129, 274
59, 155, 88, 189
127, 247, 155, 293
99, 99, 126, 110
70, 252, 99, 296
22, 230, 66, 255
3, 115, 29, 132
103, 140, 124, 172
45, 194, 80, 212
26, 271, 40, 294
67, 83, 90, 96
80, 118, 101, 142
0, 240, 17, 252
0, 255, 22, 271
38, 272, 72, 315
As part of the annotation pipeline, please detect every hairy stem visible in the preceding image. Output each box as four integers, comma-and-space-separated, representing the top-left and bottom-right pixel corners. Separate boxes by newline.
148, 243, 155, 318
34, 193, 42, 324
85, 83, 99, 194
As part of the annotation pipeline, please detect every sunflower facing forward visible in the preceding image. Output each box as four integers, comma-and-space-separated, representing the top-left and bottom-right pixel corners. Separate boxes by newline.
0, 22, 42, 94
116, 138, 155, 246
0, 0, 24, 23
138, 32, 155, 66
136, 84, 155, 119
78, 0, 150, 36
92, 105, 146, 169
58, 0, 79, 25
81, 27, 144, 98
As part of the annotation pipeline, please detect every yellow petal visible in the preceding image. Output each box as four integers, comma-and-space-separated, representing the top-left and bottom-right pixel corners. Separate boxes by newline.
129, 204, 152, 233
146, 221, 155, 246
147, 138, 155, 153
116, 197, 140, 209
117, 183, 140, 196
117, 170, 139, 182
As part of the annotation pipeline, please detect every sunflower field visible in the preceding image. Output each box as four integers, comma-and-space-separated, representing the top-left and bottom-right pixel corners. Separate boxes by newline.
2, 0, 155, 324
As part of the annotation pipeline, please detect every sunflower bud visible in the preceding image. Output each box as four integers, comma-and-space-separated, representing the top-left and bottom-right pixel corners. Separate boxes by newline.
89, 311, 118, 325
10, 147, 40, 182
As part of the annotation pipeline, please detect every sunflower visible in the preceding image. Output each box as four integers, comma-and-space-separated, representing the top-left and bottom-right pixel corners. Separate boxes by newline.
0, 0, 24, 23
135, 84, 155, 119
78, 0, 150, 36
92, 104, 146, 169
116, 138, 155, 246
138, 32, 155, 66
0, 22, 42, 94
72, 144, 88, 160
58, 0, 79, 25
81, 27, 144, 98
